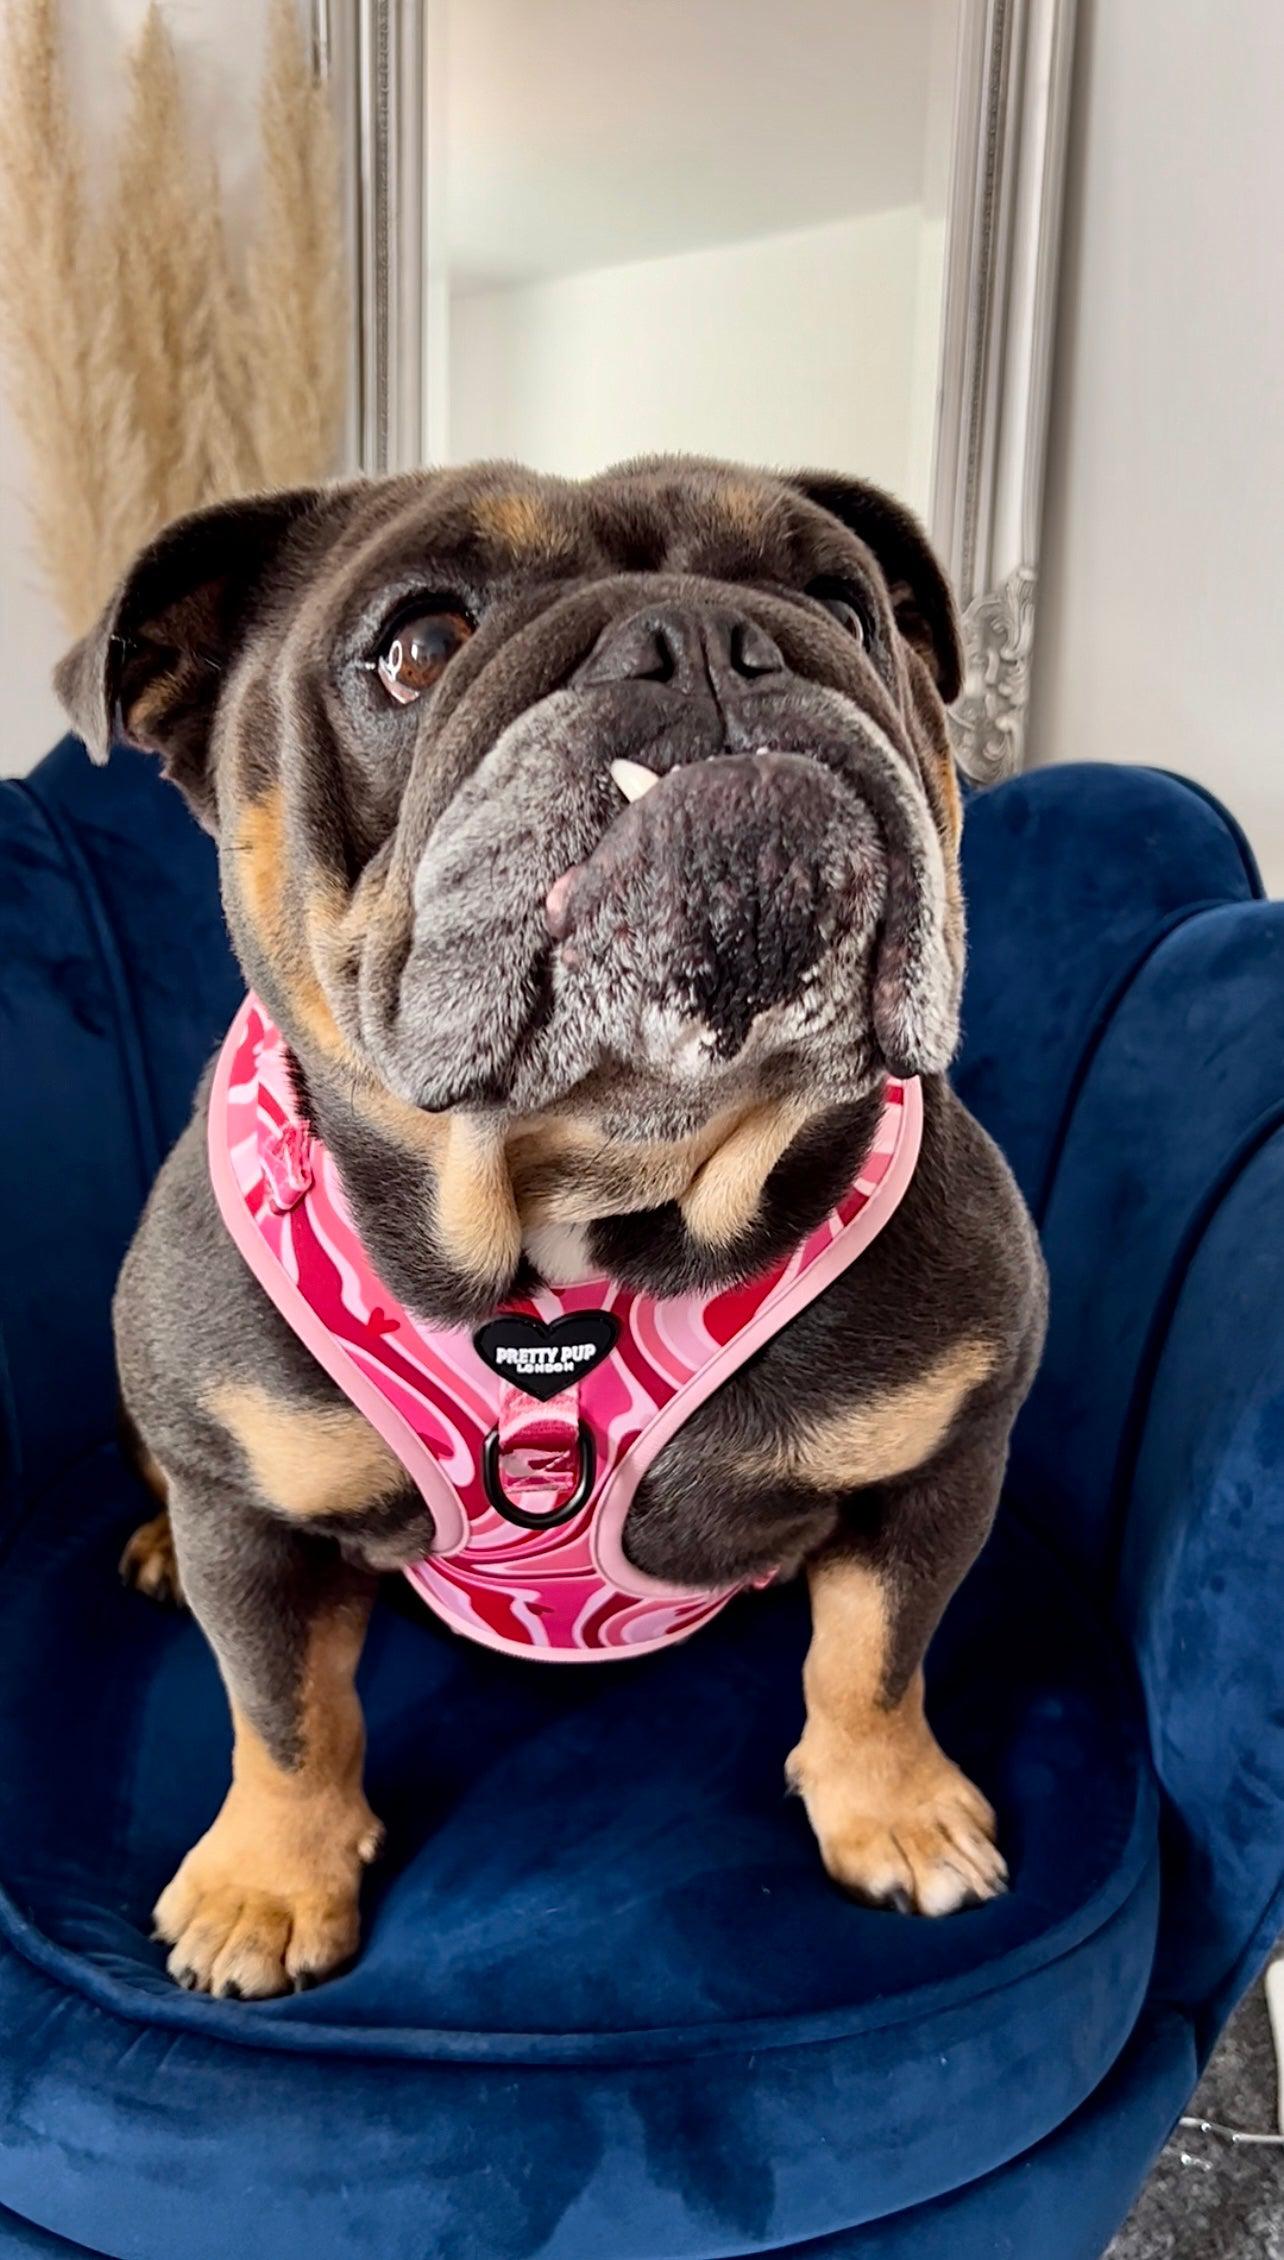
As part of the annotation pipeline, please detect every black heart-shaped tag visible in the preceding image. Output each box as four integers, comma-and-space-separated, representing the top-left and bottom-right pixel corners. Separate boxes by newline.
472, 1311, 620, 1402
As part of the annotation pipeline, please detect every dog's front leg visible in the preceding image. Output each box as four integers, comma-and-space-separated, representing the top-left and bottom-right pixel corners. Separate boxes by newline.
152, 1490, 381, 1997
787, 1430, 1009, 1916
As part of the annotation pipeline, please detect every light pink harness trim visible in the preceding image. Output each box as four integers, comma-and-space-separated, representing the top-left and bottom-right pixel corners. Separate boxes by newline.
208, 997, 922, 1662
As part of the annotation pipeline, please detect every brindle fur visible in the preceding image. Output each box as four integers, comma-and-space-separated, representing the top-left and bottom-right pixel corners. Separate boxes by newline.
59, 459, 1046, 1996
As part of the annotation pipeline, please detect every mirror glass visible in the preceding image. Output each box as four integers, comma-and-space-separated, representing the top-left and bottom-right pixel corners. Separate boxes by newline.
430, 0, 960, 513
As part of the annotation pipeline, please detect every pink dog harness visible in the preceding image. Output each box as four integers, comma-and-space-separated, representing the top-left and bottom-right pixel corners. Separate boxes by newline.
209, 997, 922, 1662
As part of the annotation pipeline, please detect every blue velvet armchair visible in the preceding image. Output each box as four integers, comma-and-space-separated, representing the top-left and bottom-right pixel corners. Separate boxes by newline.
1, 740, 1281, 2259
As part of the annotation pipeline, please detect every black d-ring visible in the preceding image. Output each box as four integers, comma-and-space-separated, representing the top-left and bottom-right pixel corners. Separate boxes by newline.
481, 1421, 596, 1531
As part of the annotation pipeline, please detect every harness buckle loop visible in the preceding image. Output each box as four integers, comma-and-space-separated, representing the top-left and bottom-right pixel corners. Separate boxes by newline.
481, 1421, 596, 1530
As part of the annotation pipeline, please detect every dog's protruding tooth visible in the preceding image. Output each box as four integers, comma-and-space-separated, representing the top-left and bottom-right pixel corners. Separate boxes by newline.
609, 758, 661, 803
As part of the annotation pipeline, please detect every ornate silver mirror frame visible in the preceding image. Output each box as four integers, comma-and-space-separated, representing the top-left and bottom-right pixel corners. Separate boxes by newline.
932, 0, 1078, 779
315, 0, 1077, 781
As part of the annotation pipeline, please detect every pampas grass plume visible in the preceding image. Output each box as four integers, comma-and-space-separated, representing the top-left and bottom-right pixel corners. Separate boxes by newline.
0, 0, 105, 629
245, 0, 346, 489
0, 0, 346, 636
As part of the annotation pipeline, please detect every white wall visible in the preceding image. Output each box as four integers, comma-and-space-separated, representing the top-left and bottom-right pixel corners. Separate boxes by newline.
448, 206, 937, 505
1028, 0, 1284, 889
0, 0, 272, 775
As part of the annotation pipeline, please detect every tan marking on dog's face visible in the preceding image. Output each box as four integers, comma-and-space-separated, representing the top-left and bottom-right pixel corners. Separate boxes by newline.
502, 1114, 610, 1215
234, 783, 291, 955
126, 669, 188, 750
207, 1381, 404, 1520
152, 1599, 381, 1996
304, 875, 352, 972
756, 1339, 995, 1492
679, 1097, 812, 1248
293, 976, 352, 1060
504, 1100, 753, 1226
232, 788, 358, 1064
717, 480, 772, 539
434, 1113, 523, 1283
473, 488, 573, 559
785, 1557, 1007, 1915
353, 1076, 449, 1159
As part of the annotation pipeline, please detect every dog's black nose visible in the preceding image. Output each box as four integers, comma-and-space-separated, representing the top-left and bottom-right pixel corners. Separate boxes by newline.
579, 606, 787, 696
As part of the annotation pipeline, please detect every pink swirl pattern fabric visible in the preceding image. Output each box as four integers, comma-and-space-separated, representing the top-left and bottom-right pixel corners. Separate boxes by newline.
208, 996, 923, 1663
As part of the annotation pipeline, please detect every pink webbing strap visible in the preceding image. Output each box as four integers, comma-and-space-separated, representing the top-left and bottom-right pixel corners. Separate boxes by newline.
260, 1119, 313, 1214
493, 1380, 584, 1517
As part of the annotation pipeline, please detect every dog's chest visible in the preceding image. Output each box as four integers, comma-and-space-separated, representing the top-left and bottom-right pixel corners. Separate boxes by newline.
523, 1219, 599, 1287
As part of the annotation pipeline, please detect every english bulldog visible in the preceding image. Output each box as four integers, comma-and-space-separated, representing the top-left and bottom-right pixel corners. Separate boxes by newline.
55, 457, 1046, 1998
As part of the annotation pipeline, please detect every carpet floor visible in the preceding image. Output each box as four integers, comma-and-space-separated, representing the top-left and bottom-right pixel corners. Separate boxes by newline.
1109, 1972, 1283, 2259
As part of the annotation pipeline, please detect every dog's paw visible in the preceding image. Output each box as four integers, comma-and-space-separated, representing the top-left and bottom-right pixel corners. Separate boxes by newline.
152, 1793, 383, 1998
120, 1511, 186, 1607
786, 1729, 1007, 1916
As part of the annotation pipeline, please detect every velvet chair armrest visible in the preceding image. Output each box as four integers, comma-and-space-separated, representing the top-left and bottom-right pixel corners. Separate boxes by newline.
1116, 1114, 1284, 2051
954, 766, 1281, 2050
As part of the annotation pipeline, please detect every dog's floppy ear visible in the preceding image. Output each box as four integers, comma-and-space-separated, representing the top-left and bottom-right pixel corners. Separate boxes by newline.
53, 487, 326, 821
788, 471, 963, 704
789, 471, 965, 1075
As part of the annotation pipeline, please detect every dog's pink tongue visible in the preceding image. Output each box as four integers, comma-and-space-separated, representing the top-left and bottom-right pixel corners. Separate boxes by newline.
544, 753, 767, 944
545, 865, 582, 940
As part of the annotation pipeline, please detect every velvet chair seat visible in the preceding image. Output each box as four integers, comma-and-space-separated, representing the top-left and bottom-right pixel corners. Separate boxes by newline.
1, 742, 1280, 2259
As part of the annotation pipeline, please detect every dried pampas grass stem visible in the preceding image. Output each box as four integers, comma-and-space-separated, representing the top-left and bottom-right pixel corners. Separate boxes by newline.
245, 0, 346, 489
0, 0, 104, 630
0, 0, 347, 638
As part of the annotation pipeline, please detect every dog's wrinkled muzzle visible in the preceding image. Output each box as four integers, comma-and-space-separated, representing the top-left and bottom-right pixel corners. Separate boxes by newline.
364, 662, 953, 1123
544, 751, 885, 1072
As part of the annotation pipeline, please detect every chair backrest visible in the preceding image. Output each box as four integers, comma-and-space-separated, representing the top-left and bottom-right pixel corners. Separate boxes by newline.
0, 739, 239, 1513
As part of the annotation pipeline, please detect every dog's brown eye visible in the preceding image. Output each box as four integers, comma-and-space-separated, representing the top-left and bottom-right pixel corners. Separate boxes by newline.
808, 580, 868, 647
376, 607, 473, 704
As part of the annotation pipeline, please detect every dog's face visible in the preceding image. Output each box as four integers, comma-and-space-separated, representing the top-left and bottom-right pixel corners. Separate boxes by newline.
57, 459, 965, 1139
